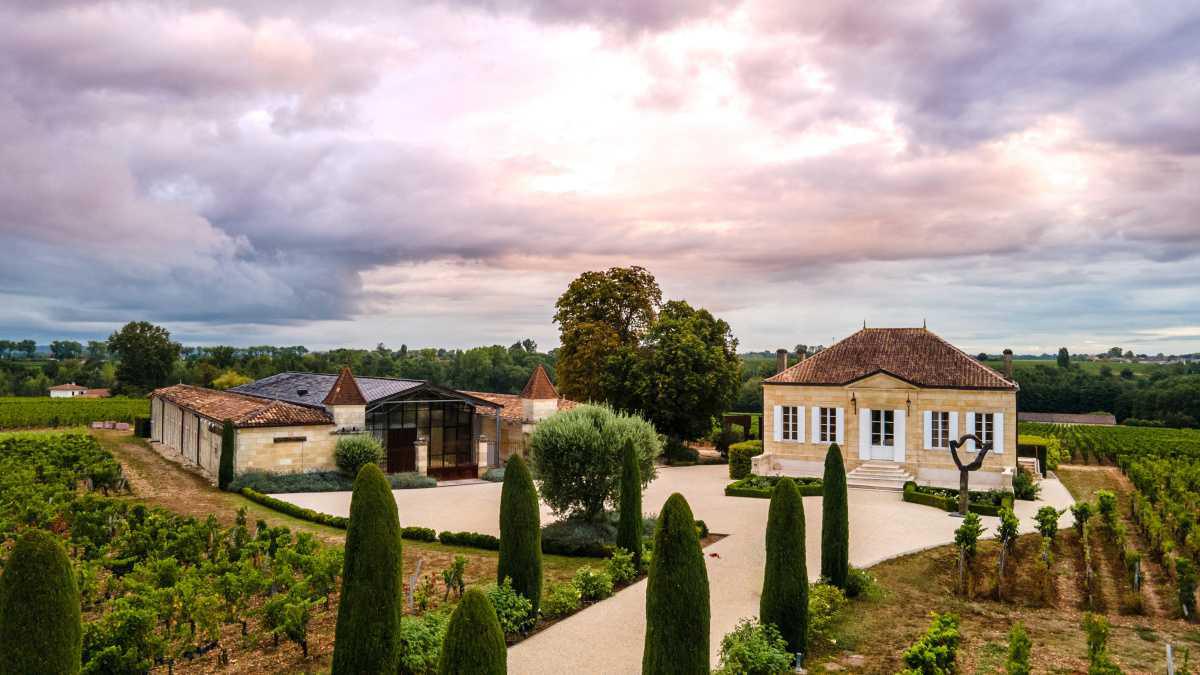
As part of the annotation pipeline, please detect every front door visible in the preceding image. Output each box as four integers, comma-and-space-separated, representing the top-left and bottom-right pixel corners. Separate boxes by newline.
386, 429, 417, 473
869, 409, 895, 460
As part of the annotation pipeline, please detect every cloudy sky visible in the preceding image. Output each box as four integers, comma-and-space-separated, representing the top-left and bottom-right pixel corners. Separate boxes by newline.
2, 1, 1198, 355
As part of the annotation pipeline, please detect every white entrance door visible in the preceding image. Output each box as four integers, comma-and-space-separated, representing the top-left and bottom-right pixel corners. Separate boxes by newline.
869, 409, 895, 460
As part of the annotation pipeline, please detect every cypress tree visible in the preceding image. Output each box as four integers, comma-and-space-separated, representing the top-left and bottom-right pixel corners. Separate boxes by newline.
332, 463, 403, 674
643, 492, 709, 675
438, 587, 507, 675
760, 476, 808, 656
0, 529, 82, 674
820, 443, 849, 588
497, 454, 542, 617
218, 419, 236, 491
617, 437, 644, 571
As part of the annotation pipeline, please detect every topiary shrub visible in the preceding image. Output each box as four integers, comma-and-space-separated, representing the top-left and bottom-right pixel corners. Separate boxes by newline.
820, 443, 849, 589
0, 529, 82, 674
218, 420, 235, 491
643, 493, 709, 674
760, 477, 808, 655
617, 438, 644, 571
332, 463, 403, 674
728, 440, 763, 479
482, 467, 505, 482
539, 519, 614, 557
529, 403, 661, 522
334, 434, 385, 478
439, 588, 507, 674
498, 454, 542, 617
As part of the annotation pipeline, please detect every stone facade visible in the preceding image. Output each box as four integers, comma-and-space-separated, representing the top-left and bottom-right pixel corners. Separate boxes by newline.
761, 371, 1017, 489
234, 424, 339, 473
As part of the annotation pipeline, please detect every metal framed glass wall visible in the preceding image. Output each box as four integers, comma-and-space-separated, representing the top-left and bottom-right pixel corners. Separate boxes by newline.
366, 394, 477, 477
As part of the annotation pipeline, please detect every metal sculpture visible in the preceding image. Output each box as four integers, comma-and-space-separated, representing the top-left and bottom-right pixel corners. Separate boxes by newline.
948, 433, 993, 516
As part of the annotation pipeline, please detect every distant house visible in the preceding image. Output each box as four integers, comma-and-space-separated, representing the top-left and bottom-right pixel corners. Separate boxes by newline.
48, 382, 109, 398
1018, 412, 1116, 426
760, 327, 1019, 490
150, 365, 574, 482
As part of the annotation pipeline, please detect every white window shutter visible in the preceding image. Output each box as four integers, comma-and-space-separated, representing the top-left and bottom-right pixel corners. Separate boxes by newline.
811, 407, 821, 444
858, 408, 871, 460
950, 410, 959, 444
965, 412, 976, 452
894, 409, 906, 462
772, 405, 782, 442
795, 406, 805, 443
923, 410, 933, 450
994, 412, 1005, 454
835, 407, 845, 445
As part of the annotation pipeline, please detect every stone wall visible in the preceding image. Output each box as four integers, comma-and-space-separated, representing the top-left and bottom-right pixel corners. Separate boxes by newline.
763, 374, 1017, 481
150, 398, 221, 478
235, 425, 338, 474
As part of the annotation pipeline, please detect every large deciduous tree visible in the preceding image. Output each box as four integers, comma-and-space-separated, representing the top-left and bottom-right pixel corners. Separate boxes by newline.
554, 266, 661, 402
106, 321, 180, 394
631, 300, 740, 445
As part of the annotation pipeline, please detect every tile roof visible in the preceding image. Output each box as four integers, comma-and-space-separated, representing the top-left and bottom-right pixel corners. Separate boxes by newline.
520, 364, 559, 399
764, 328, 1017, 390
152, 384, 334, 428
461, 391, 579, 422
323, 366, 367, 405
49, 383, 87, 391
80, 388, 111, 398
230, 372, 424, 407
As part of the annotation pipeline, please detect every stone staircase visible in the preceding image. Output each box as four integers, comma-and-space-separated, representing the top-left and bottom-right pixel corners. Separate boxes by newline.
846, 460, 913, 492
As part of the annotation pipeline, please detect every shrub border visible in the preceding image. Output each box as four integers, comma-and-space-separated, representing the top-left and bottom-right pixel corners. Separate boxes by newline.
900, 481, 1013, 517
724, 475, 824, 499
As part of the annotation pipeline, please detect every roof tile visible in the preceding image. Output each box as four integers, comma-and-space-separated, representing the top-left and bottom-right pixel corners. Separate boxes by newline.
520, 364, 559, 399
764, 328, 1017, 390
151, 384, 333, 428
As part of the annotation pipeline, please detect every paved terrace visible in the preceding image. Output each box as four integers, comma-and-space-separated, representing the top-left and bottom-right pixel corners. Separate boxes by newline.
278, 464, 1075, 673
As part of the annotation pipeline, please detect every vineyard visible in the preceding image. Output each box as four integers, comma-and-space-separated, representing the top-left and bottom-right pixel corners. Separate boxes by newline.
0, 396, 149, 429
0, 432, 345, 672
1022, 422, 1200, 619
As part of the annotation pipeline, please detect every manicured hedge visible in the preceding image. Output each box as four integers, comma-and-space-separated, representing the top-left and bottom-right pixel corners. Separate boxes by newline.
229, 469, 435, 493
439, 531, 501, 550
725, 474, 823, 498
728, 440, 764, 479
239, 488, 436, 541
901, 481, 1014, 517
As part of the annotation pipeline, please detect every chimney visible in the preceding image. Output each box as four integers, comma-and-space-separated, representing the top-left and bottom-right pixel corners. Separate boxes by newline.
1002, 349, 1014, 379
776, 348, 789, 374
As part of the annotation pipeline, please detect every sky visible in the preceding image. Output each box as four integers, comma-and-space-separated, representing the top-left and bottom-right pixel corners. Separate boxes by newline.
1, 1, 1198, 355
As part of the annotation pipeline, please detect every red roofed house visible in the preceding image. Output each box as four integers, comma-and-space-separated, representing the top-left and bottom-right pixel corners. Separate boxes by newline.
49, 382, 91, 398
150, 364, 574, 483
760, 327, 1018, 490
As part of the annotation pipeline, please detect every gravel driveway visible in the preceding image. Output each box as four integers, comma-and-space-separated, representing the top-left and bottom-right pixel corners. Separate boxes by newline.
277, 464, 1076, 673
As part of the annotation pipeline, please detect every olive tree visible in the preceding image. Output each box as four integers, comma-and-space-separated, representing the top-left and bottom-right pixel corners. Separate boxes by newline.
528, 404, 661, 522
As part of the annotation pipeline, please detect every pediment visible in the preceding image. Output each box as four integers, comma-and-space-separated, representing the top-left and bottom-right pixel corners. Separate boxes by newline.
844, 370, 920, 390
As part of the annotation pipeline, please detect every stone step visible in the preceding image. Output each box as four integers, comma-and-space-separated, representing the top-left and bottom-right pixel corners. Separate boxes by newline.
851, 465, 910, 475
846, 463, 912, 492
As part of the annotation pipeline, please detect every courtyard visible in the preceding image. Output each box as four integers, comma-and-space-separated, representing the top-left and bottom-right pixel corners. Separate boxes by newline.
278, 464, 1075, 672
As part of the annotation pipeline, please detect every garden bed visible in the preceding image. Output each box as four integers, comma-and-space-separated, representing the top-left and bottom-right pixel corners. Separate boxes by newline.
725, 474, 824, 498
901, 481, 1014, 516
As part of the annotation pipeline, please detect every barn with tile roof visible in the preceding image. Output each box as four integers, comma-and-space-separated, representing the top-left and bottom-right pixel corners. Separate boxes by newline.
151, 364, 574, 482
760, 327, 1019, 490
